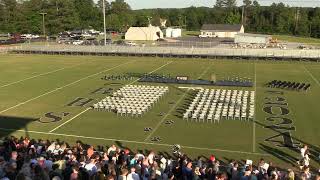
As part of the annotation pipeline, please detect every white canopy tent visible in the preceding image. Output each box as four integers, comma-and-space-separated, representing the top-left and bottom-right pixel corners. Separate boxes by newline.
125, 26, 164, 41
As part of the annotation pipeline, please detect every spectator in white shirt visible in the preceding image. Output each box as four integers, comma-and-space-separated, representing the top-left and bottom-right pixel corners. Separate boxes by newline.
127, 167, 140, 180
84, 158, 97, 176
298, 145, 308, 166
107, 145, 117, 157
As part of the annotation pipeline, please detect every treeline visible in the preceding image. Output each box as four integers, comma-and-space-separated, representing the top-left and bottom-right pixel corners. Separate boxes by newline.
1, 0, 320, 38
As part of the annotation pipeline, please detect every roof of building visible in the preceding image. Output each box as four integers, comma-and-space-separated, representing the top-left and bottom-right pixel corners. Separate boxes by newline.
127, 26, 161, 32
201, 24, 243, 32
235, 33, 271, 38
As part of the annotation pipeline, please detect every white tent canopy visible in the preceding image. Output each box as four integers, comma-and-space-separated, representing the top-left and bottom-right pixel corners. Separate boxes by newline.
125, 26, 164, 41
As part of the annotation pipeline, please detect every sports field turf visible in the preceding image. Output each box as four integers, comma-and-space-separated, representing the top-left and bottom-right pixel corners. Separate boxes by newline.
0, 54, 319, 169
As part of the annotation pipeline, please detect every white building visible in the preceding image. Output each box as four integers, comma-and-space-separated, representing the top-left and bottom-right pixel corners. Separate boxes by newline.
200, 24, 244, 38
125, 26, 163, 41
165, 28, 182, 38
235, 33, 272, 44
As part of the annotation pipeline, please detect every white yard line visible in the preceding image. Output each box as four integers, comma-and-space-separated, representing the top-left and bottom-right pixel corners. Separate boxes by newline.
0, 62, 86, 88
144, 64, 212, 142
0, 61, 134, 114
144, 91, 189, 141
253, 62, 257, 153
49, 61, 173, 133
0, 127, 270, 156
49, 108, 91, 133
303, 65, 320, 87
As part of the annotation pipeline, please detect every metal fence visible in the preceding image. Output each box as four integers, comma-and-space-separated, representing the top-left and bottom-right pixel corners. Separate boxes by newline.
9, 44, 320, 61
0, 46, 17, 54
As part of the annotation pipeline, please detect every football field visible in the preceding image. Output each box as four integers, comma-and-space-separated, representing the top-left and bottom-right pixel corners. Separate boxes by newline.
0, 54, 319, 168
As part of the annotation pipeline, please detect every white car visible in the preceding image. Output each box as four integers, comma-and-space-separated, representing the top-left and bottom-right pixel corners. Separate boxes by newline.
199, 34, 214, 38
125, 41, 137, 46
73, 40, 84, 45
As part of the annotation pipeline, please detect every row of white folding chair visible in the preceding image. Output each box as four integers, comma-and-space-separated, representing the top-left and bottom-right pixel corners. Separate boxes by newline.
94, 103, 149, 111
94, 102, 151, 111
116, 90, 167, 95
116, 108, 146, 117
123, 85, 168, 89
185, 89, 255, 121
114, 91, 167, 95
113, 93, 166, 98
118, 87, 168, 91
101, 102, 152, 109
187, 103, 250, 121
102, 98, 158, 104
106, 95, 161, 102
125, 85, 168, 89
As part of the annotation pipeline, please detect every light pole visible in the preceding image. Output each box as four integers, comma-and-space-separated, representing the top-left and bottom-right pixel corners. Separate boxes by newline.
103, 0, 107, 46
39, 13, 47, 38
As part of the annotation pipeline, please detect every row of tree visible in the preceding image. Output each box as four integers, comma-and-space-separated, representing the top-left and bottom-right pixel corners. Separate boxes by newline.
1, 0, 320, 38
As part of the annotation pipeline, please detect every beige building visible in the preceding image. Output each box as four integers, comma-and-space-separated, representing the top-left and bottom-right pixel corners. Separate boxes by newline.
125, 26, 164, 41
200, 24, 244, 38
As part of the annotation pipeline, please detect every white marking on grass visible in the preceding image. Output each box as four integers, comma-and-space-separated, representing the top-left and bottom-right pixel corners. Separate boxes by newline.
49, 108, 91, 133
303, 66, 320, 86
178, 87, 204, 90
144, 91, 189, 141
144, 63, 212, 142
253, 62, 257, 153
49, 61, 173, 133
0, 127, 270, 156
0, 61, 134, 114
0, 62, 86, 88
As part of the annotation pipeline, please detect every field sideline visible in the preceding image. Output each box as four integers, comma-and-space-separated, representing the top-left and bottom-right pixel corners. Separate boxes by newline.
0, 54, 319, 169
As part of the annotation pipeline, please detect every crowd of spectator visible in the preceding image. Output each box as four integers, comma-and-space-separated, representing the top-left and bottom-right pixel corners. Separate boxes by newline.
0, 136, 319, 180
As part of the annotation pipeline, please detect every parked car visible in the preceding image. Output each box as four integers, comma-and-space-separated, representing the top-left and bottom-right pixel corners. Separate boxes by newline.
73, 40, 84, 45
113, 40, 125, 45
99, 39, 112, 45
199, 34, 215, 38
125, 41, 137, 46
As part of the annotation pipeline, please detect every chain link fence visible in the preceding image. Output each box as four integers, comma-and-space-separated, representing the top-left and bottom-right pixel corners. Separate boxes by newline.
8, 44, 320, 61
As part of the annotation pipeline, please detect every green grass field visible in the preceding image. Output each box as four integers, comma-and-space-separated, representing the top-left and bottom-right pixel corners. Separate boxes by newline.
0, 54, 319, 170
182, 30, 200, 37
273, 35, 320, 45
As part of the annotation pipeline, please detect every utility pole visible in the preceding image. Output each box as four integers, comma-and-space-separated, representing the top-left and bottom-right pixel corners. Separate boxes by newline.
39, 13, 47, 38
241, 6, 245, 25
103, 0, 107, 46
